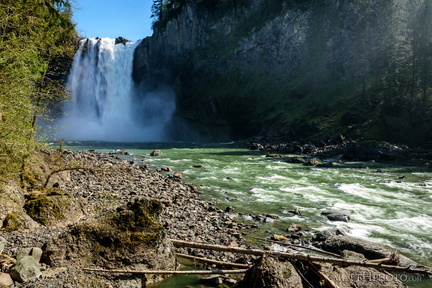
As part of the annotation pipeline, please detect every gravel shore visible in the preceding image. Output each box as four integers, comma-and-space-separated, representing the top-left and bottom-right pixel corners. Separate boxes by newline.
0, 148, 428, 288
0, 149, 254, 287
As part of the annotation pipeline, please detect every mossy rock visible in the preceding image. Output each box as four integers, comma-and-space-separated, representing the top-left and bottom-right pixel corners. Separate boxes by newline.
24, 188, 83, 227
303, 158, 323, 166
2, 212, 23, 231
0, 182, 25, 206
2, 211, 37, 231
0, 182, 27, 228
43, 197, 176, 285
108, 198, 163, 232
75, 198, 164, 255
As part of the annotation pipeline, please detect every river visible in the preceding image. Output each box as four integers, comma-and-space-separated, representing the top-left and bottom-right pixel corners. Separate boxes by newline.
59, 140, 432, 288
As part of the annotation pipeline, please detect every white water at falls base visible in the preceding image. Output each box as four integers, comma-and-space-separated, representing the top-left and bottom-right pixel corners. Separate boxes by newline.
55, 38, 175, 142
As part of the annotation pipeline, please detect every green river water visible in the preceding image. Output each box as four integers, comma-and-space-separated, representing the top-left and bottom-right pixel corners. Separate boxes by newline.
62, 141, 432, 288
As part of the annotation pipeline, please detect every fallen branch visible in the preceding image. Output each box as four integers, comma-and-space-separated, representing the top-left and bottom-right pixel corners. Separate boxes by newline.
0, 254, 15, 263
44, 167, 102, 188
292, 262, 315, 288
367, 252, 399, 266
170, 239, 432, 275
82, 268, 248, 275
306, 261, 340, 288
252, 236, 341, 258
0, 254, 16, 272
176, 253, 251, 268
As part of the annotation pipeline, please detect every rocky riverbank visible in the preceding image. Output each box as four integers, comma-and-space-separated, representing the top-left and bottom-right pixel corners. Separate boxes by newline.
246, 133, 432, 167
0, 149, 429, 287
0, 149, 254, 287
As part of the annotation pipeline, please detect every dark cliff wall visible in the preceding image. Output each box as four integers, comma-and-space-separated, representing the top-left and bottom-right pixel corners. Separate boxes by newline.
134, 0, 432, 144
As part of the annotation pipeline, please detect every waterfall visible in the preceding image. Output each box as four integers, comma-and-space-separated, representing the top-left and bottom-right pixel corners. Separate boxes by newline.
55, 37, 175, 142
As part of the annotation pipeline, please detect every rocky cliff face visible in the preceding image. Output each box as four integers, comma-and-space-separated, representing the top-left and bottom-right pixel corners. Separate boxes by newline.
134, 0, 432, 144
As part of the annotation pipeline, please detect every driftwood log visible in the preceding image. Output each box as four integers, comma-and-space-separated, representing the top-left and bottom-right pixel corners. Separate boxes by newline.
305, 261, 340, 288
170, 239, 432, 275
44, 167, 102, 188
82, 268, 248, 275
176, 253, 251, 268
252, 236, 340, 258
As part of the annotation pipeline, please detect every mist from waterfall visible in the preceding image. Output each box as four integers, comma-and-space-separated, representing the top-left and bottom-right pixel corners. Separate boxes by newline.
55, 38, 175, 142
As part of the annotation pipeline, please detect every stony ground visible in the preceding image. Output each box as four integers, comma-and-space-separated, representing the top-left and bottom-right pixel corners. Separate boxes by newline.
0, 148, 429, 288
0, 149, 256, 287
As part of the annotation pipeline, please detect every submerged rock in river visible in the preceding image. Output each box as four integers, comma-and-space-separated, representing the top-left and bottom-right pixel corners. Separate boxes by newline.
321, 209, 351, 222
150, 150, 162, 156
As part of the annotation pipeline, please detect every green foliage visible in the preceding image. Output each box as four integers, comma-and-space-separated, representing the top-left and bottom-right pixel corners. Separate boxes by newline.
151, 0, 184, 31
2, 212, 27, 231
0, 0, 77, 181
151, 0, 251, 31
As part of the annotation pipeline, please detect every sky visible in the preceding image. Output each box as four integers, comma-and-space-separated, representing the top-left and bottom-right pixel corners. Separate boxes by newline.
72, 0, 154, 41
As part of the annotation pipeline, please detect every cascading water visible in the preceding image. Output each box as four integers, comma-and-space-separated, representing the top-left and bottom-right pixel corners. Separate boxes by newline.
55, 37, 175, 142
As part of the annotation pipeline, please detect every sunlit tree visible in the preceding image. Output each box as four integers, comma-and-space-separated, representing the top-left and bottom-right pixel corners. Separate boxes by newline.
0, 0, 77, 181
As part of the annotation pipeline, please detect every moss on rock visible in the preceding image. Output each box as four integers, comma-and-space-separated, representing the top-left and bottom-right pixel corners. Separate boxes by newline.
0, 182, 32, 229
69, 198, 164, 261
43, 197, 175, 284
24, 188, 82, 227
3, 212, 30, 231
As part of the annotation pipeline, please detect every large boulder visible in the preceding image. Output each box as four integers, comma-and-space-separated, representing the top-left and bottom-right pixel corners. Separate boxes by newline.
236, 256, 303, 288
0, 183, 25, 228
303, 158, 323, 166
42, 197, 176, 285
150, 150, 162, 156
8, 247, 44, 283
343, 141, 407, 162
115, 36, 130, 45
24, 189, 83, 227
9, 255, 41, 283
2, 211, 38, 231
320, 235, 420, 267
0, 183, 39, 231
321, 209, 351, 222
320, 250, 409, 288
